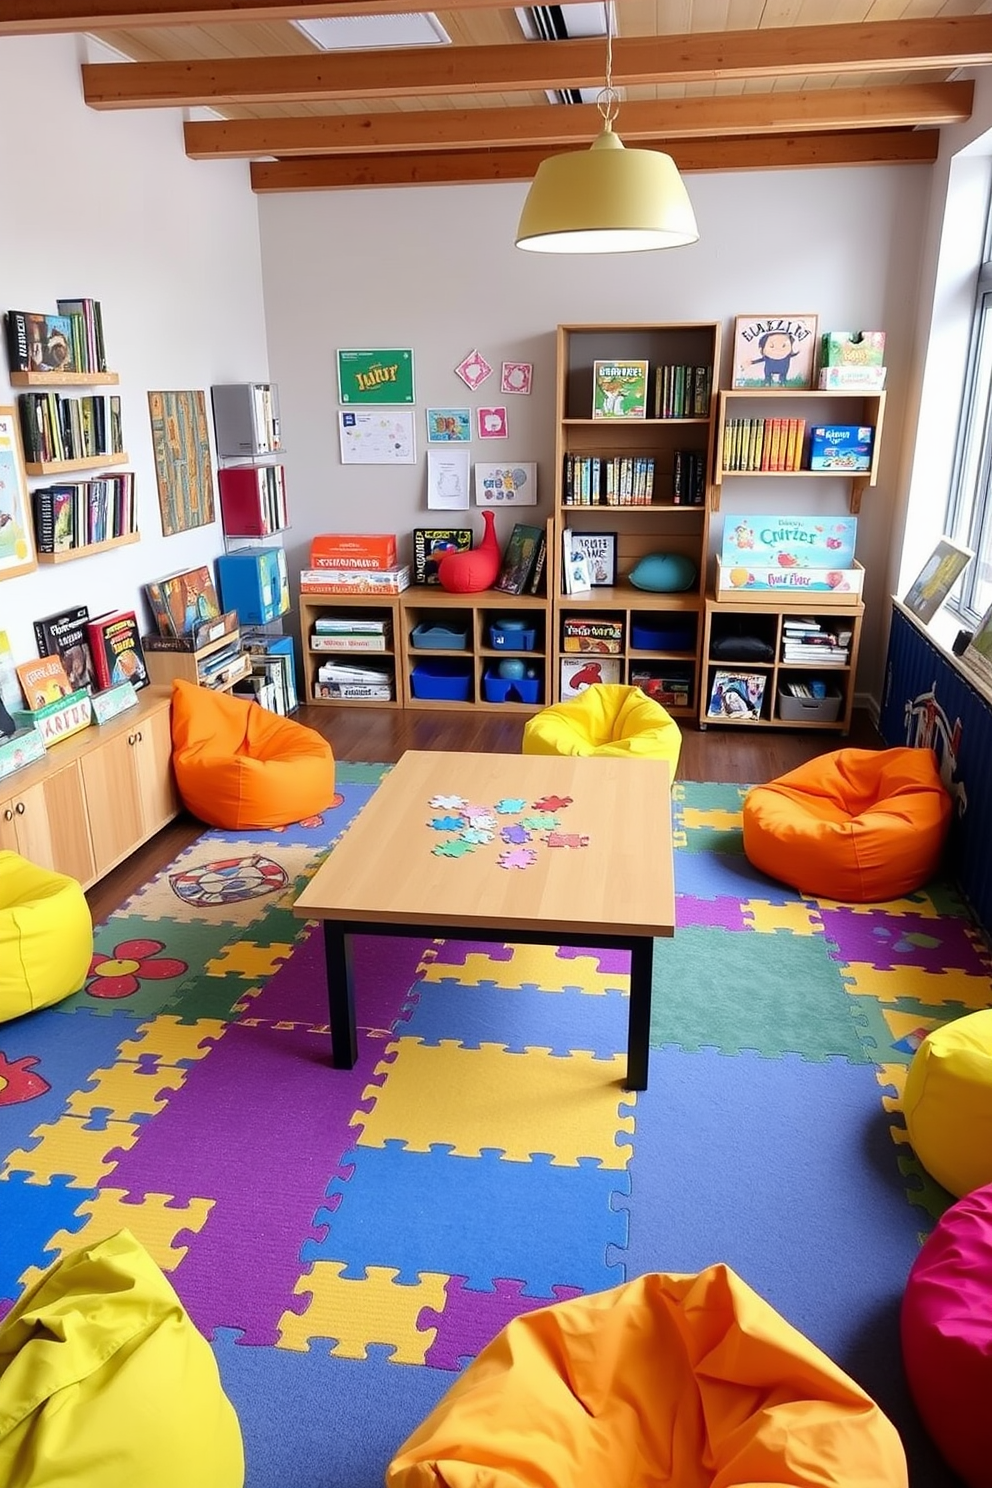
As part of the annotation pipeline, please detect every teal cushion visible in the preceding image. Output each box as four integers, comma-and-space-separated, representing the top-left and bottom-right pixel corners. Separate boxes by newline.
628, 553, 698, 592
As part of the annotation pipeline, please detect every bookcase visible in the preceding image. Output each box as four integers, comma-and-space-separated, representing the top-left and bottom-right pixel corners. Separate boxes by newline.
143, 612, 252, 694
299, 593, 404, 707
551, 323, 721, 716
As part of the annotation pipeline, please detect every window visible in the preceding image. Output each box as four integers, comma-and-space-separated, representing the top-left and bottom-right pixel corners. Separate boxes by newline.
947, 222, 992, 625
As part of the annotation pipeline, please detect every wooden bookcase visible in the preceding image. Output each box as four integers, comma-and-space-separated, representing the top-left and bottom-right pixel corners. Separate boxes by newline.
299, 592, 404, 707
551, 322, 721, 717
143, 617, 251, 694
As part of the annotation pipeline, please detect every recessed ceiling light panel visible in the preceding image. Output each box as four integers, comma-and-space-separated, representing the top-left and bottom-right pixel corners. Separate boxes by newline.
292, 13, 451, 50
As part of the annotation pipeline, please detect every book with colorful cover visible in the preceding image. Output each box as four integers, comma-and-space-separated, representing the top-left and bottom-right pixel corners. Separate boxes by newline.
32, 604, 97, 694
592, 359, 649, 419
707, 670, 767, 720
4, 310, 75, 374
495, 523, 543, 596
721, 514, 857, 570
144, 565, 222, 637
0, 632, 22, 715
16, 655, 73, 710
86, 612, 149, 691
412, 527, 473, 585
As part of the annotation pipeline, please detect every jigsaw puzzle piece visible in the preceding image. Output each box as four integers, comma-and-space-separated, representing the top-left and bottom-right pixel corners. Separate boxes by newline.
277, 1263, 447, 1362
418, 1275, 584, 1371
0, 1172, 98, 1300
838, 961, 992, 1010
17, 1189, 214, 1290
351, 1040, 634, 1166
303, 1142, 630, 1298
2, 1113, 141, 1187
743, 900, 823, 936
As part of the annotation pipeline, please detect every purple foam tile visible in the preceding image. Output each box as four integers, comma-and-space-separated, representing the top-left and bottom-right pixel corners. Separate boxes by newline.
420, 1275, 583, 1371
555, 946, 629, 975
424, 941, 515, 967
100, 1017, 386, 1346
819, 908, 991, 975
675, 896, 750, 932
249, 927, 435, 1029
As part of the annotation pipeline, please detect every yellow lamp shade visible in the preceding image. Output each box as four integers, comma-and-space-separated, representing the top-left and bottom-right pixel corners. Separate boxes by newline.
516, 128, 699, 254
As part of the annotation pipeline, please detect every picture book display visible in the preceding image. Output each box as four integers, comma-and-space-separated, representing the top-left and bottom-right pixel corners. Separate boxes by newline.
16, 655, 72, 710
412, 528, 473, 585
561, 529, 592, 595
902, 537, 973, 625
5, 311, 76, 374
86, 612, 149, 691
720, 514, 860, 591
32, 604, 96, 693
592, 360, 649, 419
707, 670, 767, 720
731, 315, 818, 390
567, 532, 617, 587
495, 523, 544, 595
808, 424, 874, 472
145, 565, 222, 637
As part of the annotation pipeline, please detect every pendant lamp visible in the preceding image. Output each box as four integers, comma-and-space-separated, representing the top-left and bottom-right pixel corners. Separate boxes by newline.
515, 16, 698, 255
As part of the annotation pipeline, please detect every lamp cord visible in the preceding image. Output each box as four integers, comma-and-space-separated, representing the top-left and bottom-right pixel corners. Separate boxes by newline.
597, 3, 620, 127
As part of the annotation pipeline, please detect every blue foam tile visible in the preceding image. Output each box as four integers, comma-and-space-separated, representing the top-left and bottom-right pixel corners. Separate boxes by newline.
303, 1142, 628, 1297
212, 1330, 451, 1488
675, 850, 799, 905
0, 1172, 98, 1300
199, 780, 381, 850
403, 979, 628, 1059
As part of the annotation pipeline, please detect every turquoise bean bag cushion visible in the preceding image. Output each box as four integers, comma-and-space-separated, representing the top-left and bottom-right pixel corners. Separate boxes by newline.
628, 553, 698, 592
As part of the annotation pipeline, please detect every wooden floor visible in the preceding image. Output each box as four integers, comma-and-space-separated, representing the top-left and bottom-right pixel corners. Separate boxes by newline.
84, 703, 882, 924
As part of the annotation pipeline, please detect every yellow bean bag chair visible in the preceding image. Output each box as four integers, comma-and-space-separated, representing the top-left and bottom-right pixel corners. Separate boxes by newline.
387, 1265, 907, 1488
742, 747, 951, 902
170, 677, 335, 830
0, 851, 92, 1022
903, 1009, 992, 1198
522, 684, 681, 773
0, 1228, 244, 1488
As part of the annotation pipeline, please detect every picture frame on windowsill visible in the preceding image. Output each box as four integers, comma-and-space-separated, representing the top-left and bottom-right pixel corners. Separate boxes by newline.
901, 536, 973, 625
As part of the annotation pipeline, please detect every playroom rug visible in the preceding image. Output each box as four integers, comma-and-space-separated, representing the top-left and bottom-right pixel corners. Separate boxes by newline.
1, 771, 988, 1488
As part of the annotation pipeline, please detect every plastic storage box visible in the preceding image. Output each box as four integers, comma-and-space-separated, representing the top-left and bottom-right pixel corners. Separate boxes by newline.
489, 620, 537, 651
410, 659, 473, 701
631, 619, 696, 651
777, 686, 842, 723
482, 670, 542, 704
215, 547, 289, 625
411, 623, 468, 650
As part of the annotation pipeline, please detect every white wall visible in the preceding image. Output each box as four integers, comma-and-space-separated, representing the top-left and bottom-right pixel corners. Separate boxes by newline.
0, 35, 270, 672
259, 163, 931, 701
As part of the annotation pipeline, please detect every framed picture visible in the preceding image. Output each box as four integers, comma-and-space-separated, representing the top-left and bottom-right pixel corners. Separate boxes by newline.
148, 391, 215, 536
902, 536, 973, 624
337, 348, 415, 405
569, 530, 617, 586
474, 462, 537, 506
0, 407, 36, 581
962, 600, 992, 690
477, 406, 508, 440
426, 407, 471, 443
731, 315, 819, 390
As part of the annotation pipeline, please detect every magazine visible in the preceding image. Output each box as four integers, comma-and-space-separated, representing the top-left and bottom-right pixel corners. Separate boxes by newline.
707, 670, 767, 720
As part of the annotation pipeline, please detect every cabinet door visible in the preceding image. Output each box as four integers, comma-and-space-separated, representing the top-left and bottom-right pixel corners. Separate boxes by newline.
6, 764, 95, 884
79, 731, 145, 878
0, 794, 19, 852
133, 702, 179, 834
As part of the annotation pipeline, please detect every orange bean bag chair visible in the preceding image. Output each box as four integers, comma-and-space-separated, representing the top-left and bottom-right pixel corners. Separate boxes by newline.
742, 747, 951, 902
169, 678, 335, 830
387, 1265, 907, 1488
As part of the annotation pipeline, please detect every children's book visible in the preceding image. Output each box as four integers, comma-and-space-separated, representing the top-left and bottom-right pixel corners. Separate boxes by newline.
0, 632, 22, 715
721, 514, 857, 570
86, 612, 149, 691
592, 359, 649, 419
412, 527, 473, 585
145, 565, 222, 637
707, 670, 767, 720
495, 523, 543, 595
562, 529, 592, 595
560, 657, 621, 695
32, 604, 96, 694
16, 655, 73, 710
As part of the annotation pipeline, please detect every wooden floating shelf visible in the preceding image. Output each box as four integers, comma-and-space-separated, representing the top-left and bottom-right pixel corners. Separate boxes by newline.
35, 530, 140, 564
10, 370, 120, 387
24, 452, 129, 476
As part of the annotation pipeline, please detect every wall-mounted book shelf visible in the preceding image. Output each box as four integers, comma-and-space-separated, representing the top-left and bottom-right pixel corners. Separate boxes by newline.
10, 371, 119, 387
24, 452, 130, 477
35, 530, 140, 565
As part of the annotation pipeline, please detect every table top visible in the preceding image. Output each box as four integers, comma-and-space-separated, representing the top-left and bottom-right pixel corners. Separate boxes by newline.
294, 749, 675, 939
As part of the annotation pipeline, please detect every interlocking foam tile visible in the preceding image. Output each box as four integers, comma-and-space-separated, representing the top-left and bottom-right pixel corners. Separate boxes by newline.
420, 946, 624, 998
676, 819, 746, 856
278, 1263, 448, 1362
0, 1007, 145, 1153
419, 1276, 584, 1371
743, 900, 824, 935
675, 850, 797, 904
0, 1172, 98, 1299
676, 895, 750, 931
651, 924, 871, 1062
839, 961, 992, 1009
812, 879, 972, 920
18, 1189, 214, 1288
65, 1060, 188, 1123
114, 1015, 227, 1068
2, 1113, 141, 1186
820, 907, 992, 974
672, 781, 748, 815
352, 1040, 634, 1167
848, 999, 946, 1066
197, 775, 383, 851
55, 918, 235, 1019
897, 1153, 954, 1225
302, 1142, 629, 1295
121, 841, 316, 926
404, 978, 628, 1058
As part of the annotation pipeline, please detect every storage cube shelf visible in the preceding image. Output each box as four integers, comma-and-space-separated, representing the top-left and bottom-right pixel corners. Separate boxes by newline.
218, 464, 288, 538
211, 383, 281, 457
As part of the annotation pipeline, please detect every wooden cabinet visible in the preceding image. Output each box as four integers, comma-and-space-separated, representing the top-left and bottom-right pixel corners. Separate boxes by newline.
144, 619, 251, 694
0, 687, 178, 888
400, 587, 549, 712
552, 322, 721, 715
699, 595, 865, 734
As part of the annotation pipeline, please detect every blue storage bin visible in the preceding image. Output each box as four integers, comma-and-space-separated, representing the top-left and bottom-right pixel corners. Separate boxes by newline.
411, 659, 472, 700
411, 623, 469, 650
483, 670, 542, 704
215, 547, 289, 626
489, 620, 537, 651
631, 618, 696, 652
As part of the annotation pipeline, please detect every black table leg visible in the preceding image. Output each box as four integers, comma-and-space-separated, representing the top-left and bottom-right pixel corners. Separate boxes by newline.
625, 936, 655, 1091
322, 923, 358, 1069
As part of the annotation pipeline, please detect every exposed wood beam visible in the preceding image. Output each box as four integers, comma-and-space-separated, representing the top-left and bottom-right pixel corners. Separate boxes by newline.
81, 16, 992, 110
3, 0, 515, 31
249, 131, 941, 191
184, 81, 972, 160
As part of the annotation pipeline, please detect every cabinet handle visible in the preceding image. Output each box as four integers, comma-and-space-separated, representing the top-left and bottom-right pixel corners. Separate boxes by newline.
3, 808, 12, 822
136, 730, 143, 743
128, 733, 135, 746
15, 802, 25, 815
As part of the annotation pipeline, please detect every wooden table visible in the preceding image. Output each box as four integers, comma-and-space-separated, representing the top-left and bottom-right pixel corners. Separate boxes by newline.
293, 749, 675, 1090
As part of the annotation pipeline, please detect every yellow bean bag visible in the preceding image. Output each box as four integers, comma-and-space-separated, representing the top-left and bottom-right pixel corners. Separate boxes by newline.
742, 747, 951, 902
0, 851, 92, 1022
903, 1009, 992, 1198
0, 1229, 244, 1488
387, 1265, 907, 1488
170, 677, 335, 830
522, 684, 681, 773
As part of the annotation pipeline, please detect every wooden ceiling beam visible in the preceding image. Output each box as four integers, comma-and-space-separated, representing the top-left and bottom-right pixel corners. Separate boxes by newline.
249, 130, 941, 191
184, 81, 972, 159
3, 0, 516, 30
81, 16, 992, 110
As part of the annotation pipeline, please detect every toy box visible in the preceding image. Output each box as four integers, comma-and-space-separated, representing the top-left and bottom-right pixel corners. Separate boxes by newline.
716, 558, 865, 598
808, 425, 874, 472
721, 515, 857, 570
299, 566, 410, 596
820, 331, 886, 367
216, 547, 290, 625
817, 365, 886, 391
310, 533, 397, 570
562, 617, 624, 654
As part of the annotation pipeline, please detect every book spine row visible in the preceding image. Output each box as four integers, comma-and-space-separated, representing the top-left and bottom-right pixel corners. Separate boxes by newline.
32, 474, 136, 553
722, 418, 807, 472
18, 392, 123, 464
653, 364, 713, 419
563, 455, 656, 506
672, 450, 706, 506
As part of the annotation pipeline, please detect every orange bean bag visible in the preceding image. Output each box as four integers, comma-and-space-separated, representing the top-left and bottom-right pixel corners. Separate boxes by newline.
169, 678, 335, 830
742, 747, 951, 902
386, 1265, 907, 1488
